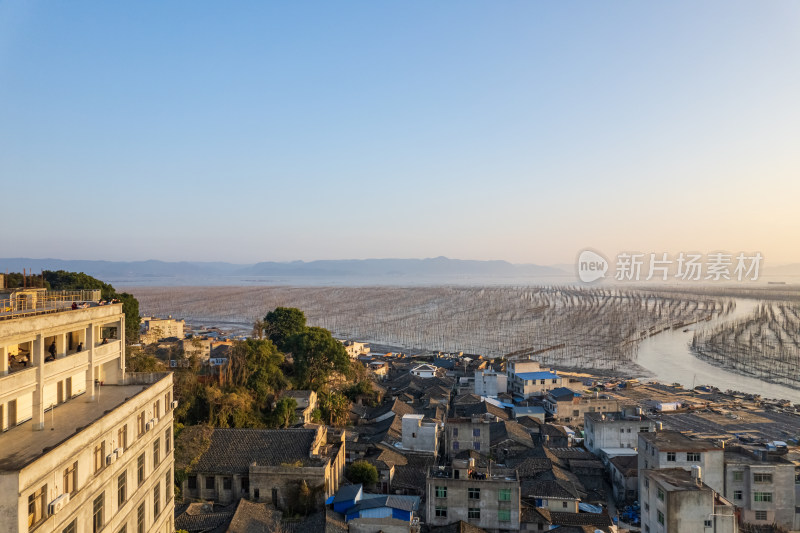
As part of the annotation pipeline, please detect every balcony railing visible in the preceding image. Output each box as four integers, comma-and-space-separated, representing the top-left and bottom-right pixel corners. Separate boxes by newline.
0, 290, 103, 320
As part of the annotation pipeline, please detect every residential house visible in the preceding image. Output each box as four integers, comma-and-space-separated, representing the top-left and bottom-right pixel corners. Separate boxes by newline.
506, 359, 563, 399
584, 408, 656, 455
640, 468, 736, 533
638, 431, 724, 494
474, 370, 508, 398
543, 388, 619, 424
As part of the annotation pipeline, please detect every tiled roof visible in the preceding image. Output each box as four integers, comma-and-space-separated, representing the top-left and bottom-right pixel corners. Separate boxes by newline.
522, 479, 581, 500
348, 494, 420, 513
226, 499, 281, 533
192, 428, 320, 474
175, 502, 237, 533
454, 401, 510, 420
367, 398, 416, 421
429, 520, 488, 533
548, 511, 613, 528
609, 454, 638, 477
490, 420, 535, 447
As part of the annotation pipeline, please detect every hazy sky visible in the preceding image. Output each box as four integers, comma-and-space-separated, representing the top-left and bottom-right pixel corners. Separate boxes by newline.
1, 1, 799, 265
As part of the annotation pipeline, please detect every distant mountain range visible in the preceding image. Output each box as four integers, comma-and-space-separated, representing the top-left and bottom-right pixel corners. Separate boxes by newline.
0, 257, 571, 286
2, 257, 797, 287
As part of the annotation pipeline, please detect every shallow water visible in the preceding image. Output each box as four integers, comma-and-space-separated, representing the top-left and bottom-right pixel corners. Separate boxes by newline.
635, 298, 800, 403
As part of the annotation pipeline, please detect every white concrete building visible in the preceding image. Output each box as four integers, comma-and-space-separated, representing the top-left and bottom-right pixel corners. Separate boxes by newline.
474, 370, 507, 398
638, 431, 725, 495
640, 468, 736, 533
140, 316, 184, 344
584, 409, 656, 455
0, 295, 175, 533
409, 364, 437, 378
401, 414, 438, 455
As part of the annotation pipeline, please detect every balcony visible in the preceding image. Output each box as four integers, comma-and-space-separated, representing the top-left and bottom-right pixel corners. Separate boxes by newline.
0, 290, 102, 321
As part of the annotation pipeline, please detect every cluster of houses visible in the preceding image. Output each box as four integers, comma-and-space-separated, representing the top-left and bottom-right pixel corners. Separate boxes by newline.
169, 339, 800, 533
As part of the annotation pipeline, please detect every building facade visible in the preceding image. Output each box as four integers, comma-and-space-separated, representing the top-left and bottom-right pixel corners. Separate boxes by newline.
638, 431, 724, 495
474, 370, 507, 398
0, 296, 175, 533
723, 446, 798, 530
584, 409, 656, 455
506, 359, 563, 399
640, 468, 736, 533
426, 458, 520, 532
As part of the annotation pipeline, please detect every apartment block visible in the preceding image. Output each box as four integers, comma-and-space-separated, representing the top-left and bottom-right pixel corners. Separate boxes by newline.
0, 293, 175, 533
640, 468, 736, 533
638, 431, 724, 494
506, 359, 563, 399
427, 458, 520, 532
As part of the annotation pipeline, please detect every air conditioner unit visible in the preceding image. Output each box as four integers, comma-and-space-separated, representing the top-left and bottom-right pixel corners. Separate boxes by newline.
145, 420, 154, 432
114, 447, 123, 458
171, 400, 179, 409
106, 453, 116, 466
48, 493, 70, 515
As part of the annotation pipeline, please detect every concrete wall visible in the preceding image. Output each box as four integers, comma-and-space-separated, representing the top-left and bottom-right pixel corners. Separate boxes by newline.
584, 415, 655, 455
402, 415, 438, 454
725, 461, 797, 529
474, 371, 507, 397
426, 476, 520, 532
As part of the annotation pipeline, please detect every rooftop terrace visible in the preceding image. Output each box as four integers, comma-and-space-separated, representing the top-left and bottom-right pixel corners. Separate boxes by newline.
0, 372, 170, 471
0, 289, 103, 321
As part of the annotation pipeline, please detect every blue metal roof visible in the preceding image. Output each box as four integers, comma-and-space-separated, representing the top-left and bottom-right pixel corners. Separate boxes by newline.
516, 371, 560, 381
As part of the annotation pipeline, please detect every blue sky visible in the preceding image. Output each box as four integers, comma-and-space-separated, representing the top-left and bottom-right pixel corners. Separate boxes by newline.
2, 1, 799, 265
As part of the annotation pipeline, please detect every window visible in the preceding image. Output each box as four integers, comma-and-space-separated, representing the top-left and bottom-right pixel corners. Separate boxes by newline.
640, 426, 650, 432
539, 379, 544, 384
657, 510, 664, 525
137, 454, 145, 486
165, 391, 172, 410
28, 485, 47, 528
498, 489, 511, 501
435, 486, 447, 498
753, 473, 773, 483
223, 477, 232, 490
666, 452, 676, 462
733, 471, 743, 481
166, 470, 173, 501
118, 526, 127, 533
188, 475, 197, 490
153, 482, 161, 518
452, 428, 458, 437
165, 428, 171, 453
153, 400, 160, 420
704, 519, 712, 527
435, 506, 447, 518
753, 492, 773, 502
118, 471, 127, 506
620, 429, 625, 434
657, 487, 664, 501
137, 502, 145, 533
118, 424, 128, 450
94, 441, 106, 473
137, 411, 146, 436
562, 501, 568, 508
93, 493, 104, 533
206, 476, 215, 490
755, 510, 768, 521
473, 428, 480, 437
468, 508, 480, 520
645, 502, 650, 511
64, 462, 78, 495
473, 441, 480, 451
644, 478, 649, 488
62, 520, 77, 533
687, 452, 701, 462
241, 477, 249, 492
552, 379, 558, 383
453, 441, 459, 451
468, 487, 480, 499
153, 438, 160, 467
498, 509, 511, 522
734, 490, 742, 500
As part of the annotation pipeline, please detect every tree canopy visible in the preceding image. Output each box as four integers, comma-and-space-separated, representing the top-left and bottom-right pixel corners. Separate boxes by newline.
347, 461, 378, 485
264, 307, 306, 350
288, 326, 351, 391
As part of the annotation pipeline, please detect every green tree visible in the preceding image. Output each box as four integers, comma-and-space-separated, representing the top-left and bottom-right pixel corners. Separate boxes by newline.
271, 397, 297, 428
264, 307, 306, 350
42, 270, 141, 342
347, 461, 378, 485
288, 327, 350, 390
224, 339, 287, 404
318, 391, 350, 427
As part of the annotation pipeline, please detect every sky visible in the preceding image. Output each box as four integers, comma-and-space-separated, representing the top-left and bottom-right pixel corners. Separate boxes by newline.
1, 1, 799, 266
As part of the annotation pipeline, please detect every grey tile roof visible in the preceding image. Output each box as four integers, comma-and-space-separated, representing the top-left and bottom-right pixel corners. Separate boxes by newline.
175, 502, 237, 533
226, 499, 281, 533
192, 428, 319, 475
